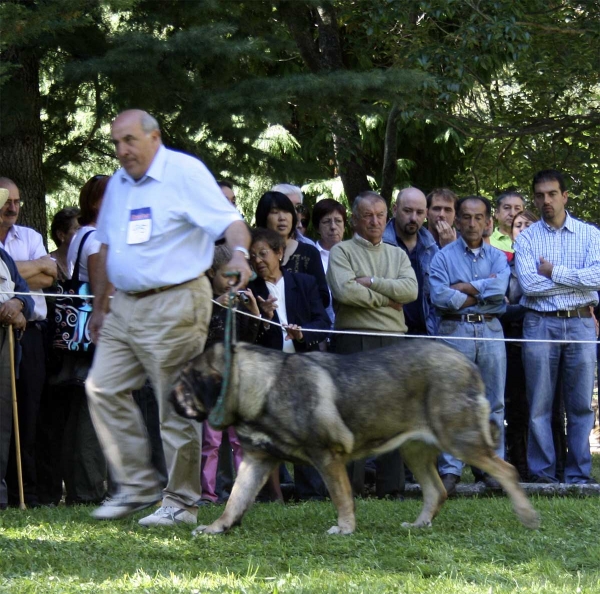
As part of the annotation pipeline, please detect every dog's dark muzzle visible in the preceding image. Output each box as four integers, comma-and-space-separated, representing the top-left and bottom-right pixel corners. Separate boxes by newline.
170, 371, 207, 422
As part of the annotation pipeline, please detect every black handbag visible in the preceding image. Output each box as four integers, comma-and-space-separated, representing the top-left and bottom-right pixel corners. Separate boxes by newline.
52, 230, 96, 355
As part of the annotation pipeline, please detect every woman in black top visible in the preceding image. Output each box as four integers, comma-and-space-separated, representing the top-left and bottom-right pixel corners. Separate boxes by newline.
255, 191, 330, 308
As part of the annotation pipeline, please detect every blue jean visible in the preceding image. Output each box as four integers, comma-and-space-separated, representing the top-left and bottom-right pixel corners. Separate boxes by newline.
522, 312, 596, 483
437, 317, 506, 477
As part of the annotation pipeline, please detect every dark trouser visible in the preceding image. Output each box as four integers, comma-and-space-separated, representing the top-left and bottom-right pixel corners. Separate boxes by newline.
37, 350, 108, 505
293, 464, 329, 501
132, 381, 168, 490
504, 343, 567, 482
7, 323, 45, 506
61, 386, 106, 504
334, 332, 405, 498
0, 328, 13, 507
504, 343, 529, 481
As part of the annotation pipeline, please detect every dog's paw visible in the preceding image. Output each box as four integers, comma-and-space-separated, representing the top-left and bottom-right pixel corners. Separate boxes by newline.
192, 523, 226, 536
520, 508, 541, 530
326, 525, 353, 535
401, 520, 432, 529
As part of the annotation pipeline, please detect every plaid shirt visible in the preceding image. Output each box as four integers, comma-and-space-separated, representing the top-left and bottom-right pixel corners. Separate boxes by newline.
514, 213, 600, 311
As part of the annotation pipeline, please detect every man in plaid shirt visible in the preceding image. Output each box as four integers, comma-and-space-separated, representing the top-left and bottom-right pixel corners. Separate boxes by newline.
514, 169, 600, 484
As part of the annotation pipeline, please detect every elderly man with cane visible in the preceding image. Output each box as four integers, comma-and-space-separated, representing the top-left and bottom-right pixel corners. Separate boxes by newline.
0, 188, 34, 510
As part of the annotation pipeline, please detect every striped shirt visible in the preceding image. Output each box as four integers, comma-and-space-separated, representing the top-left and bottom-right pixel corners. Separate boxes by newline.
514, 213, 600, 311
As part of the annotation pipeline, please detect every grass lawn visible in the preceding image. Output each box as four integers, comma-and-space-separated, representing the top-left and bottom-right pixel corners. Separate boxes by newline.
2, 457, 600, 593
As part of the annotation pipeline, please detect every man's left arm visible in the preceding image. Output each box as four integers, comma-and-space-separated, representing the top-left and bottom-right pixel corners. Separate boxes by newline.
14, 230, 57, 289
368, 252, 418, 304
467, 251, 511, 305
544, 228, 600, 291
14, 256, 57, 289
224, 220, 252, 290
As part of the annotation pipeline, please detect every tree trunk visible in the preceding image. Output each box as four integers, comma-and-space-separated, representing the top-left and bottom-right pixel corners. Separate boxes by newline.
279, 1, 370, 203
0, 46, 47, 242
380, 104, 401, 207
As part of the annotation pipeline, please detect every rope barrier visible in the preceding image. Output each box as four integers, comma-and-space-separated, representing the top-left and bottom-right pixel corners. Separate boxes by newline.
2, 288, 599, 345
209, 297, 600, 345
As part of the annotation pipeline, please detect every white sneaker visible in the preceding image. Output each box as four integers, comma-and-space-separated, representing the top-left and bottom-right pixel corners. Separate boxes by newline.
91, 495, 160, 521
138, 506, 197, 527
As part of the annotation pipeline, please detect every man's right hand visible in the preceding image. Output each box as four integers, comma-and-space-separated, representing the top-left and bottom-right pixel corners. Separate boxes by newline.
436, 221, 456, 247
388, 300, 404, 312
89, 309, 106, 344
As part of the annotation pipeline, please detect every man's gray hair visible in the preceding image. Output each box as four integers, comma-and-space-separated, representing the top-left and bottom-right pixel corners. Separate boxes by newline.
140, 112, 160, 134
271, 183, 303, 203
352, 191, 386, 217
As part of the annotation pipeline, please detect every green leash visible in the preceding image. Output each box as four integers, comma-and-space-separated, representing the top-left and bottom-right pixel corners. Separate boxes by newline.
208, 272, 239, 429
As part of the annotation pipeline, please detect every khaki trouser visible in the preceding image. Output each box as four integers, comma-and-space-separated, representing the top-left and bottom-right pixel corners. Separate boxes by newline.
86, 276, 211, 512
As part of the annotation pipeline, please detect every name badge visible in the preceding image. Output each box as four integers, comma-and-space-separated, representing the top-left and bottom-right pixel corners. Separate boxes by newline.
127, 207, 152, 244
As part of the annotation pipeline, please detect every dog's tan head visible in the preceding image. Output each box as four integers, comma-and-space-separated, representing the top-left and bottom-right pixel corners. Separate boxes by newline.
170, 343, 226, 421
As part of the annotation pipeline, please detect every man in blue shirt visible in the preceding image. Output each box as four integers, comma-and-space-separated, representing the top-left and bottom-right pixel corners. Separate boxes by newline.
383, 187, 438, 336
430, 196, 510, 495
515, 169, 600, 484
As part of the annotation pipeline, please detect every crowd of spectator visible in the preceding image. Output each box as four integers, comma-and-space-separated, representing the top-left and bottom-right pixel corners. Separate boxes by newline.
1, 110, 598, 524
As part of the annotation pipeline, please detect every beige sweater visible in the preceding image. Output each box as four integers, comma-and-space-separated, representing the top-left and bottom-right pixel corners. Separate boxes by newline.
327, 235, 418, 333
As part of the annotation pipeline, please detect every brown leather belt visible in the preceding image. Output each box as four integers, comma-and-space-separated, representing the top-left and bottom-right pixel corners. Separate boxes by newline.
534, 306, 592, 319
126, 279, 197, 299
442, 313, 497, 323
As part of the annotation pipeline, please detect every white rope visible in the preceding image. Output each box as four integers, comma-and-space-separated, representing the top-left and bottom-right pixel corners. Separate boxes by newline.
2, 289, 598, 345
209, 297, 600, 346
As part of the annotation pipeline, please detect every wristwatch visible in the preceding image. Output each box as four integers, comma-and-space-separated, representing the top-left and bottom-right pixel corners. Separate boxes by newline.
370, 277, 375, 287
233, 246, 250, 260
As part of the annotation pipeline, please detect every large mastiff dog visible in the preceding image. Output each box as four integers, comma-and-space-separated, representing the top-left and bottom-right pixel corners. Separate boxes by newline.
171, 341, 540, 535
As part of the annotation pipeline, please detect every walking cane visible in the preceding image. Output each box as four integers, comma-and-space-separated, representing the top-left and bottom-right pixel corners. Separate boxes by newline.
8, 325, 26, 510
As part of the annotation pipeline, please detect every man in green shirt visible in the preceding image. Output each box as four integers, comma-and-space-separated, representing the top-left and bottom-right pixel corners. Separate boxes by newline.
327, 191, 417, 500
489, 191, 525, 253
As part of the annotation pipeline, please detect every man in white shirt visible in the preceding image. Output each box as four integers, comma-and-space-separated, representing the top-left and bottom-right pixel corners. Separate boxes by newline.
86, 109, 251, 526
0, 177, 57, 507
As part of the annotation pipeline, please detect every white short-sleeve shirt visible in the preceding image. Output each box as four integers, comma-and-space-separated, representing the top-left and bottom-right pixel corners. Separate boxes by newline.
96, 145, 242, 292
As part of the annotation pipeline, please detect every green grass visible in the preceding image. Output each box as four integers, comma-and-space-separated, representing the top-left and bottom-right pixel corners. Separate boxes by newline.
1, 493, 599, 593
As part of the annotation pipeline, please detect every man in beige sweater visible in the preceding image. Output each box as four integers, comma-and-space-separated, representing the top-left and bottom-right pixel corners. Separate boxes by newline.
327, 190, 417, 499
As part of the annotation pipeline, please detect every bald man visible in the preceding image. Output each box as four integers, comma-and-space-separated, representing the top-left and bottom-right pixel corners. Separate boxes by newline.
383, 187, 439, 335
85, 109, 252, 527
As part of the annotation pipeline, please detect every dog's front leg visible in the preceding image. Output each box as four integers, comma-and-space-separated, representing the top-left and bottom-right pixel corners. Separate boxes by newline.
192, 453, 277, 536
313, 456, 356, 535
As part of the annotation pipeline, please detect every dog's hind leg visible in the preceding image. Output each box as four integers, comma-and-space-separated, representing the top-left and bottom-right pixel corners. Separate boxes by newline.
313, 456, 356, 535
400, 441, 447, 528
464, 452, 540, 529
192, 452, 278, 536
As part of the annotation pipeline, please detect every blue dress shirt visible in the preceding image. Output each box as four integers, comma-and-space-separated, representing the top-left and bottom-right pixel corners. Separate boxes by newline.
429, 237, 510, 315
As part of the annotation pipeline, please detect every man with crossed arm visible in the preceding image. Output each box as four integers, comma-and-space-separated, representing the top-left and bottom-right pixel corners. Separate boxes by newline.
430, 196, 510, 496
515, 169, 600, 484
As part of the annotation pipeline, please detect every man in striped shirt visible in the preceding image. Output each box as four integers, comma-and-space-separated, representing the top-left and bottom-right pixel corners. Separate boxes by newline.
514, 169, 600, 484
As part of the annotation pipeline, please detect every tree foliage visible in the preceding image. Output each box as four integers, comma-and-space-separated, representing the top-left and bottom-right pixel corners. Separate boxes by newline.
0, 0, 598, 237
